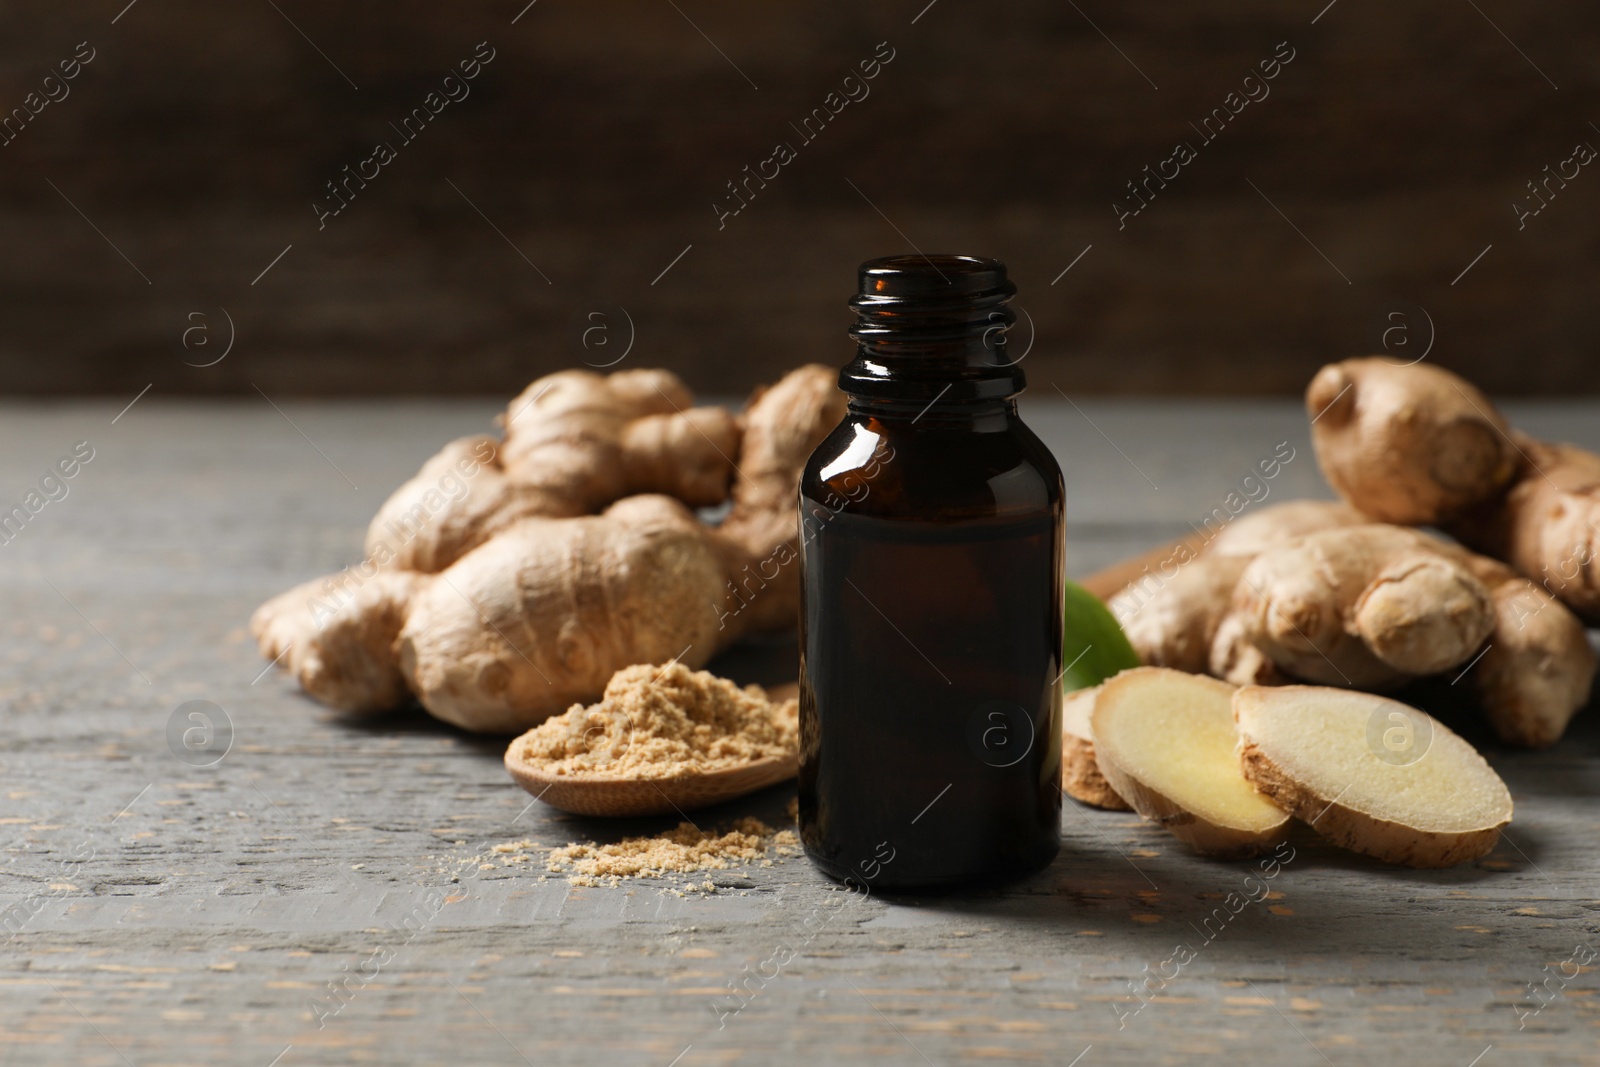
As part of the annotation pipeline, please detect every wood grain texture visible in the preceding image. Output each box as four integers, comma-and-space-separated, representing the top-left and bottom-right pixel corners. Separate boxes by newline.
0, 397, 1596, 1065
0, 2, 1597, 396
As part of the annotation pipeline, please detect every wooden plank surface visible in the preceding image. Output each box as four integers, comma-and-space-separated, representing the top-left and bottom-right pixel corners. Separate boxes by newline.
1, 395, 1597, 1066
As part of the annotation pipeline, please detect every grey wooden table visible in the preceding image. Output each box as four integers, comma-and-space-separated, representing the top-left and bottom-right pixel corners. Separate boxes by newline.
2, 394, 1597, 1067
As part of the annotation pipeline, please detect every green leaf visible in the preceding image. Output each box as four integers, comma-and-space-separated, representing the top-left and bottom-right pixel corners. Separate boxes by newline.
1060, 578, 1141, 692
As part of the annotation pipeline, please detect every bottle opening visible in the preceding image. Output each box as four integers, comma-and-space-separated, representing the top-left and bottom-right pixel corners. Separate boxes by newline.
857, 254, 1014, 304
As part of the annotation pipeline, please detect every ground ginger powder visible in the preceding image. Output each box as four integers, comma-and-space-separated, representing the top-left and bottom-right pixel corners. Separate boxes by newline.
502, 663, 802, 886
546, 817, 801, 884
508, 662, 799, 779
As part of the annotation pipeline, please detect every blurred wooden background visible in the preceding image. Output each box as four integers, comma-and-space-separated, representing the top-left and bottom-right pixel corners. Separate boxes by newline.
0, 0, 1595, 396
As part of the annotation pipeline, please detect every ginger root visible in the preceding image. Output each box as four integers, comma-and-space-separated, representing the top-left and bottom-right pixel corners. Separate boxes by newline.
1435, 541, 1596, 747
1109, 500, 1594, 747
1114, 554, 1249, 675
1111, 500, 1366, 676
1461, 436, 1600, 626
1225, 524, 1498, 690
365, 369, 741, 574
1309, 356, 1600, 624
1306, 358, 1519, 525
252, 365, 845, 732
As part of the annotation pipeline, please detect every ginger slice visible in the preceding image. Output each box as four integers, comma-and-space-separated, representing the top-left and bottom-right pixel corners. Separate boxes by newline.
1060, 685, 1129, 811
1091, 667, 1289, 858
1234, 685, 1512, 868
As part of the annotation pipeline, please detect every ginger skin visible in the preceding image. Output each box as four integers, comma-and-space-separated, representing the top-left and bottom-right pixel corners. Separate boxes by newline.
1112, 554, 1249, 675
397, 496, 734, 732
1309, 357, 1600, 624
364, 435, 562, 575
365, 369, 741, 574
1457, 436, 1600, 626
252, 365, 846, 732
1306, 358, 1519, 525
1425, 537, 1596, 747
1225, 525, 1498, 691
1110, 500, 1594, 748
1111, 501, 1366, 676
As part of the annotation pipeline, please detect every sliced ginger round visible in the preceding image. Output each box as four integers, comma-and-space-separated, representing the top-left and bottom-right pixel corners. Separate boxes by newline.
1060, 685, 1129, 811
1091, 667, 1289, 858
1234, 685, 1512, 868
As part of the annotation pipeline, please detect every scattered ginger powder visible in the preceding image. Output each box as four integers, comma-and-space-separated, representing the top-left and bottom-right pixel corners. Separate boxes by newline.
508, 662, 799, 779
546, 817, 801, 883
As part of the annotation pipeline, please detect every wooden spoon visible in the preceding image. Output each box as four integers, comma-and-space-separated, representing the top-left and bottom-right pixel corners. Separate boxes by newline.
504, 749, 799, 818
504, 678, 803, 818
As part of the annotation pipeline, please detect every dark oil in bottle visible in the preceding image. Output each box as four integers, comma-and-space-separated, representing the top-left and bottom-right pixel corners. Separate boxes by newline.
798, 254, 1064, 892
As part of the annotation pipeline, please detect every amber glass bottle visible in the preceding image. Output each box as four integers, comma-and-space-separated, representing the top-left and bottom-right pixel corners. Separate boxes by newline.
798, 254, 1064, 892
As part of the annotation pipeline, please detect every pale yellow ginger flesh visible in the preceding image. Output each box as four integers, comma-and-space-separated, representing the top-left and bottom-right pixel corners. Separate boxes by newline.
1061, 685, 1097, 742
1092, 668, 1288, 857
1060, 684, 1128, 811
507, 662, 798, 780
1234, 685, 1512, 868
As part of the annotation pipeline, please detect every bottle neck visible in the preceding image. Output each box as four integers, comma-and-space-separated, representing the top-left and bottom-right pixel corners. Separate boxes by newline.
839, 343, 1026, 405
847, 393, 1017, 424
840, 254, 1026, 404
